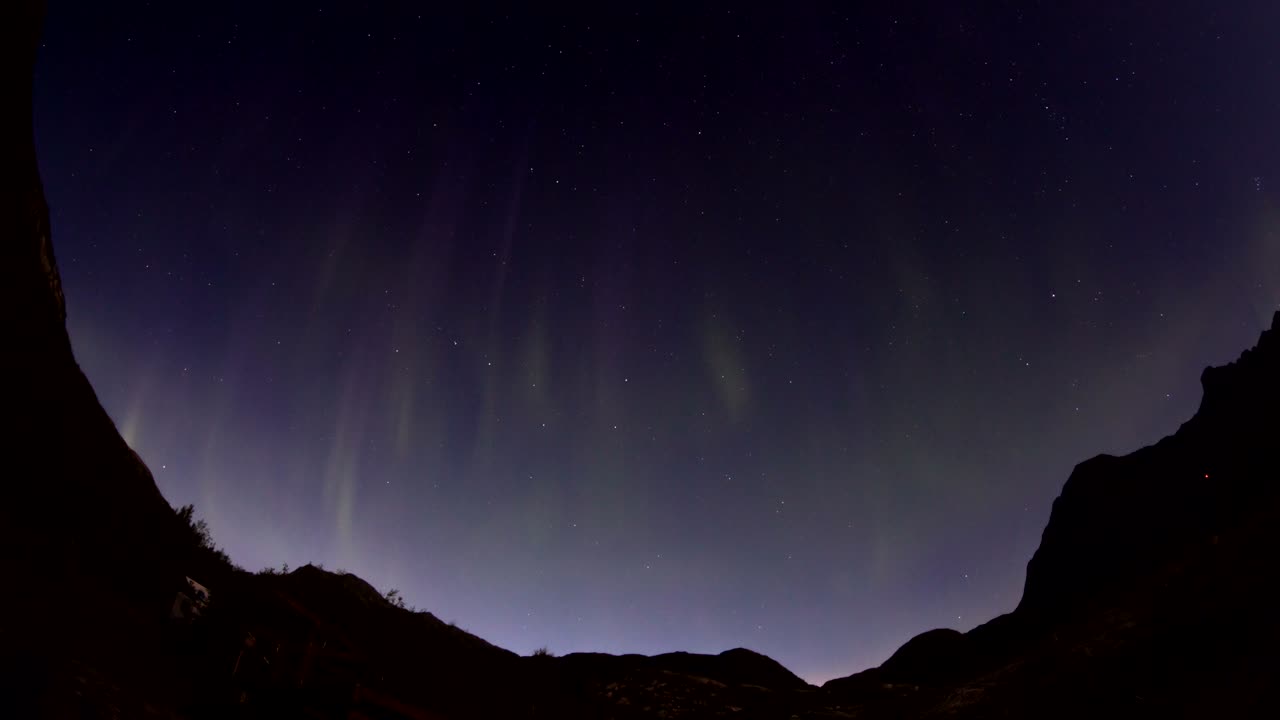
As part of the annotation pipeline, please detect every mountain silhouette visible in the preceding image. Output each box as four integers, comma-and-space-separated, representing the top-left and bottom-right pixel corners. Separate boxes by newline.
818, 310, 1279, 718
4, 3, 1278, 717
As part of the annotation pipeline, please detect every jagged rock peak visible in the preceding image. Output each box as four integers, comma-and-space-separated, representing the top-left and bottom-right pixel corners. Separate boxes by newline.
1017, 309, 1280, 620
1195, 310, 1279, 421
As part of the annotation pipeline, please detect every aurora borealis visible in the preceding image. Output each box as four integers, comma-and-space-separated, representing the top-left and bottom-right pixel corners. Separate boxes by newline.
32, 3, 1280, 683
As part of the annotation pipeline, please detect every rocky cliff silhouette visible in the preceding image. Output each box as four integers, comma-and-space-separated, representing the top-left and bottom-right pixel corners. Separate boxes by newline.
0, 3, 228, 715
816, 311, 1279, 718
4, 3, 1278, 717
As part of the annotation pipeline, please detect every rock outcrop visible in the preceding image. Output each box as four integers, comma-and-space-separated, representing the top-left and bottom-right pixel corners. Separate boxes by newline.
820, 311, 1280, 718
1, 0, 190, 609
1, 5, 213, 715
1018, 312, 1279, 622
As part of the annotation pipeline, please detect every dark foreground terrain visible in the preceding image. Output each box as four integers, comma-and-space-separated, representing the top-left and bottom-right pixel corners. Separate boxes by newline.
4, 4, 1277, 718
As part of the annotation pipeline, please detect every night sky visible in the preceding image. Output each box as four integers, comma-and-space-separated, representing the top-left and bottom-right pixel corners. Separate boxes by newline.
32, 2, 1280, 683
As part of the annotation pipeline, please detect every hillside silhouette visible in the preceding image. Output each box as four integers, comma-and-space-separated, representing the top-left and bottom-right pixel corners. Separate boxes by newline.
4, 4, 1278, 717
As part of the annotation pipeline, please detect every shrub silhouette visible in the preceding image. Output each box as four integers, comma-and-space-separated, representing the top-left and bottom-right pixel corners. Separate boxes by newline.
172, 503, 236, 586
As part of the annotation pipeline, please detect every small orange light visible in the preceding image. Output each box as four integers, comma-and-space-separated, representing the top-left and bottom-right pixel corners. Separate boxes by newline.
1204, 473, 1209, 479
